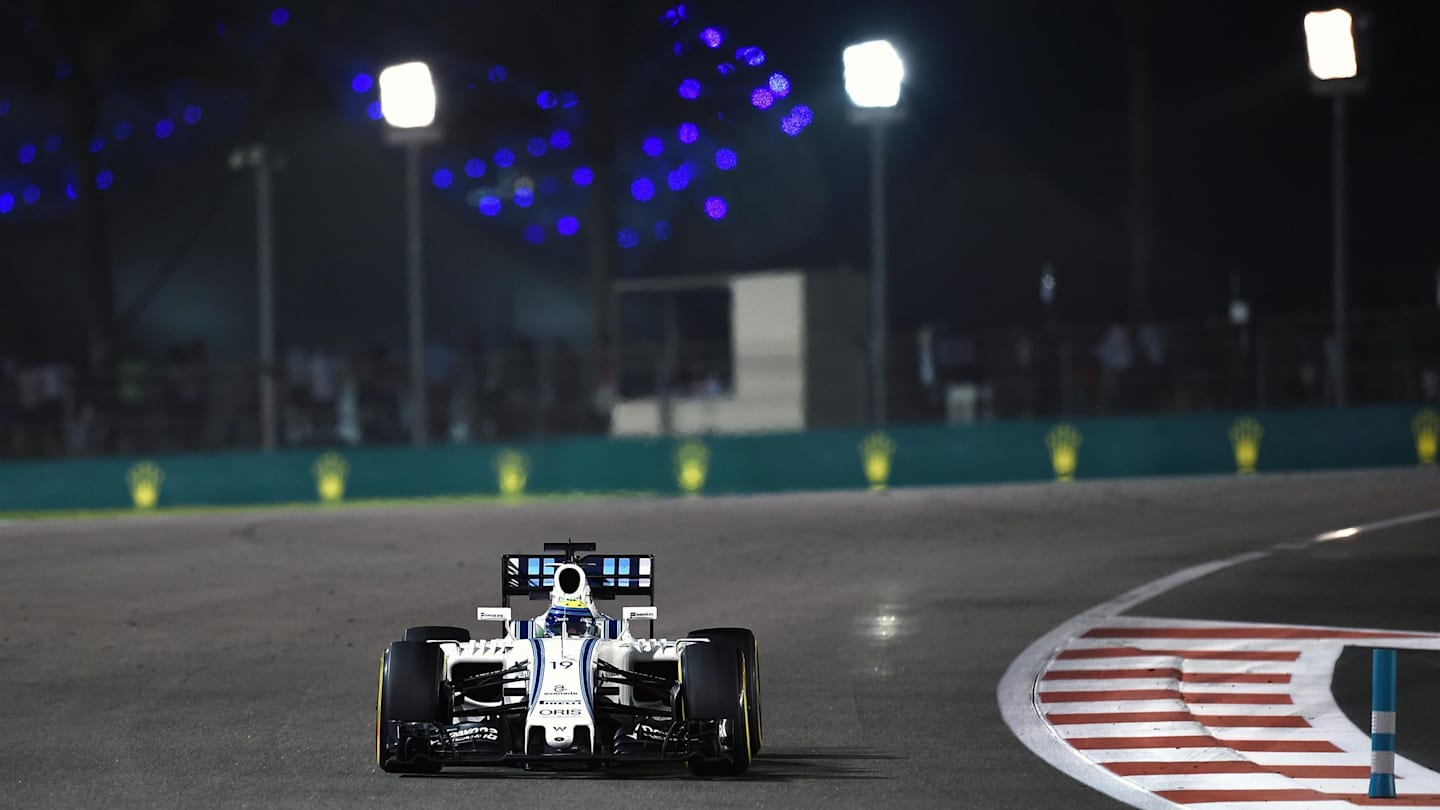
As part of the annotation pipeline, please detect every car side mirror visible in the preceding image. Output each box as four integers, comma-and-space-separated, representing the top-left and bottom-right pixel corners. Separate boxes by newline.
621, 606, 658, 639
476, 606, 513, 638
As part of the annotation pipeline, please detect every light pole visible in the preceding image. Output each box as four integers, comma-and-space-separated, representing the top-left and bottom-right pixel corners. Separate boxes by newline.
844, 40, 905, 427
1305, 8, 1366, 408
379, 61, 441, 445
229, 143, 281, 452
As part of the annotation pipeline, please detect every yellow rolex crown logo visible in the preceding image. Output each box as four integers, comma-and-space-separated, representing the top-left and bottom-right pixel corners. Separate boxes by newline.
1046, 424, 1082, 482
859, 432, 896, 491
675, 440, 709, 495
495, 449, 530, 497
312, 452, 349, 503
127, 461, 164, 510
1414, 409, 1440, 466
1229, 417, 1264, 475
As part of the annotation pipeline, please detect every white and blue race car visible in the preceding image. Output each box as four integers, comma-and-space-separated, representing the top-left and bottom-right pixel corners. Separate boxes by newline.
375, 542, 761, 775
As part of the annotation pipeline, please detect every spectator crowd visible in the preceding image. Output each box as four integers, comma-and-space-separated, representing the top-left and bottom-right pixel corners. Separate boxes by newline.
2, 314, 1438, 460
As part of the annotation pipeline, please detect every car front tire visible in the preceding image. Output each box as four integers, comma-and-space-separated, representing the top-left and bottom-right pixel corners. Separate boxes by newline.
402, 625, 471, 643
688, 627, 762, 753
679, 639, 752, 776
376, 641, 446, 773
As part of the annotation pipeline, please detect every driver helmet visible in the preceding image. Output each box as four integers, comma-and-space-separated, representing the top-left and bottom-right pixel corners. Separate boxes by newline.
543, 602, 598, 637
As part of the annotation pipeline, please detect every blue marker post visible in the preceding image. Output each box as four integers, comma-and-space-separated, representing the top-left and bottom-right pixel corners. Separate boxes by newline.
1370, 648, 1397, 799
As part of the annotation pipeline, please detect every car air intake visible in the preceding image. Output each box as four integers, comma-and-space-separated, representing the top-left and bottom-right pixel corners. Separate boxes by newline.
557, 565, 583, 595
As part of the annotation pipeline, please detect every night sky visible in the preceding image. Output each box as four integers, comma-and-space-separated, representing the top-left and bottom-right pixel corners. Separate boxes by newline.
734, 0, 1440, 324
2, 1, 1439, 360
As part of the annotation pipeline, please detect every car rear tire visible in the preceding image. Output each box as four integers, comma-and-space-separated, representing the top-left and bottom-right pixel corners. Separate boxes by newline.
688, 627, 762, 753
679, 639, 751, 776
403, 625, 471, 643
376, 641, 446, 773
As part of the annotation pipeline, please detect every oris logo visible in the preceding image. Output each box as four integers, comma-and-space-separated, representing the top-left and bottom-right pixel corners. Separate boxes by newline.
537, 708, 583, 717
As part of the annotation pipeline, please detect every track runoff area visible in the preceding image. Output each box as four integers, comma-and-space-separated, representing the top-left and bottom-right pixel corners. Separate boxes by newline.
1, 467, 1437, 809
1002, 506, 1440, 808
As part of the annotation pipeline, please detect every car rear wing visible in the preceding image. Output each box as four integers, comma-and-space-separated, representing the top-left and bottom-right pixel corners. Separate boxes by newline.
500, 549, 654, 607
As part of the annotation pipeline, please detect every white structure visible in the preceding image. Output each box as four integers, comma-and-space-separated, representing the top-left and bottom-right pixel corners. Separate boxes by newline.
610, 270, 867, 436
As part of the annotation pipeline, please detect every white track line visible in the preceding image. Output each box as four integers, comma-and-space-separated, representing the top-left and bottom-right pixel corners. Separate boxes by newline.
997, 507, 1440, 809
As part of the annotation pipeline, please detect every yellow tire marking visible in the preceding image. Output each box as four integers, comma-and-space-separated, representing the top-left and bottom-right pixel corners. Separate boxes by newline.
738, 656, 752, 764
375, 653, 386, 766
753, 638, 762, 749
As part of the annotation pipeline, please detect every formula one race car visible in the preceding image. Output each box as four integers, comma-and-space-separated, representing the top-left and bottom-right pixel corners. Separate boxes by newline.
375, 541, 761, 776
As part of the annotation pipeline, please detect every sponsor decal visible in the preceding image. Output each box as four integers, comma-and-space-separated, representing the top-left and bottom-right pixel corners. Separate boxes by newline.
449, 725, 499, 742
312, 452, 349, 503
1229, 417, 1263, 475
1415, 409, 1439, 465
1046, 424, 1082, 482
859, 431, 896, 490
675, 440, 709, 494
495, 449, 529, 497
127, 461, 164, 509
538, 708, 583, 717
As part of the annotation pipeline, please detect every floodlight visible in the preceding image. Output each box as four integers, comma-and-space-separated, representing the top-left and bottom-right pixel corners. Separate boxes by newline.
379, 62, 436, 129
844, 40, 904, 108
1305, 9, 1358, 81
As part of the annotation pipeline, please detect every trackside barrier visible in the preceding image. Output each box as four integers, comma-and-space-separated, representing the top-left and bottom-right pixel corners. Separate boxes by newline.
1370, 648, 1397, 799
0, 404, 1430, 513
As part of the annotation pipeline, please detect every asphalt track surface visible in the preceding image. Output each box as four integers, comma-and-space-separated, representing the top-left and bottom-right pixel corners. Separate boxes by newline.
1, 468, 1436, 809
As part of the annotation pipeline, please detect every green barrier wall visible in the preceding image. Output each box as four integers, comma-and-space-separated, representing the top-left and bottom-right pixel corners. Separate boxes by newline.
0, 405, 1434, 514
